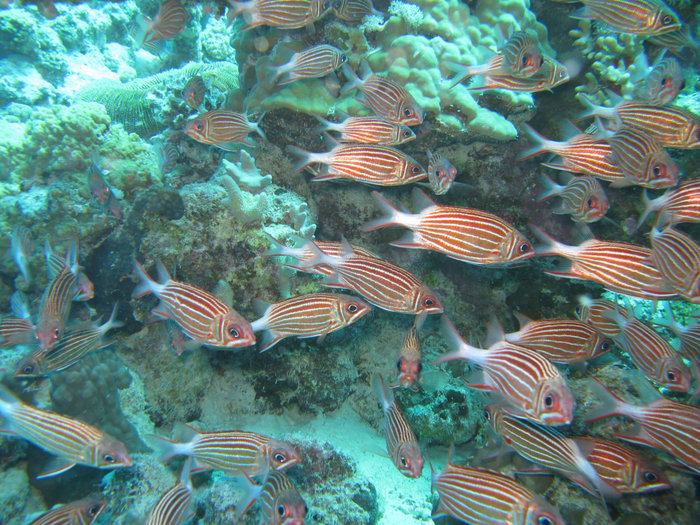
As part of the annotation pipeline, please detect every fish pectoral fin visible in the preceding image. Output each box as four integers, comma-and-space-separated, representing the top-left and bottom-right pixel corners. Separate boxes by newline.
151, 302, 172, 320
258, 330, 283, 353
36, 459, 77, 479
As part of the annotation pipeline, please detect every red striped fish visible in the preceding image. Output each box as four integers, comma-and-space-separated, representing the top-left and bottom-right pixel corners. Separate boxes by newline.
142, 0, 188, 43
149, 422, 300, 475
604, 308, 691, 392
36, 265, 78, 352
578, 95, 700, 149
315, 114, 416, 145
28, 498, 106, 525
426, 150, 456, 196
502, 31, 544, 78
391, 314, 424, 391
575, 296, 629, 338
132, 260, 255, 349
587, 379, 700, 473
272, 44, 346, 85
341, 64, 423, 125
572, 437, 670, 494
436, 316, 574, 425
291, 143, 426, 186
227, 0, 329, 30
504, 313, 612, 364
484, 404, 617, 499
373, 374, 423, 478
532, 228, 677, 300
185, 110, 265, 150
250, 292, 370, 352
15, 305, 122, 378
471, 56, 569, 93
563, 0, 681, 36
183, 75, 206, 109
44, 239, 94, 301
237, 470, 307, 525
364, 190, 533, 265
538, 172, 609, 223
640, 57, 684, 106
287, 239, 443, 315
607, 127, 678, 189
449, 54, 506, 88
10, 225, 32, 283
647, 27, 699, 60
331, 0, 379, 22
431, 458, 565, 525
639, 179, 700, 229
520, 125, 626, 184
0, 385, 132, 478
0, 291, 35, 348
656, 307, 700, 366
650, 227, 700, 303
145, 457, 193, 525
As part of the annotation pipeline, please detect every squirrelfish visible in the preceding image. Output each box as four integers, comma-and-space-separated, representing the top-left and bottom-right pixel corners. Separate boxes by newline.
183, 75, 206, 109
640, 57, 685, 106
538, 173, 609, 223
132, 260, 255, 349
149, 422, 300, 475
10, 225, 32, 283
291, 142, 426, 186
87, 156, 113, 205
331, 0, 379, 22
314, 114, 416, 145
431, 458, 566, 525
250, 292, 370, 352
469, 56, 569, 93
638, 179, 700, 229
578, 95, 700, 149
484, 404, 617, 499
271, 44, 346, 86
572, 437, 670, 494
391, 314, 424, 391
145, 457, 193, 525
604, 308, 691, 392
286, 238, 443, 315
575, 296, 629, 338
504, 313, 612, 364
587, 379, 700, 473
185, 110, 266, 150
607, 127, 678, 189
0, 385, 132, 478
237, 470, 307, 525
561, 0, 681, 36
426, 150, 456, 195
436, 317, 574, 425
341, 64, 423, 125
364, 190, 533, 266
656, 306, 700, 369
373, 374, 423, 478
502, 31, 544, 78
36, 265, 78, 352
532, 228, 676, 300
28, 498, 106, 525
0, 291, 35, 349
15, 305, 122, 378
141, 0, 188, 44
227, 0, 328, 30
650, 227, 700, 303
45, 239, 94, 301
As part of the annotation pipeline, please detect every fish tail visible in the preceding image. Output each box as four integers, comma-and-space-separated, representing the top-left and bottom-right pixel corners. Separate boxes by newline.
251, 113, 267, 141
10, 291, 30, 319
261, 233, 299, 259
573, 439, 622, 502
146, 422, 198, 462
287, 145, 325, 174
651, 302, 683, 336
433, 316, 479, 364
235, 471, 263, 522
638, 189, 667, 230
226, 0, 247, 26
132, 259, 159, 298
517, 124, 556, 161
585, 378, 631, 423
104, 303, 125, 332
528, 225, 569, 256
145, 434, 186, 463
0, 384, 20, 424
312, 115, 342, 135
574, 93, 617, 124
537, 173, 564, 201
362, 192, 411, 231
339, 64, 362, 95
372, 373, 393, 412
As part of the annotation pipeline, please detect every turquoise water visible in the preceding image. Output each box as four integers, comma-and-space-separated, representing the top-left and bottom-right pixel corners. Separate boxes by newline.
0, 0, 698, 524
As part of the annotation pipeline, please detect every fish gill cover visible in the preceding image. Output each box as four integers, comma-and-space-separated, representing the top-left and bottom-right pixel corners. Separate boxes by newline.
0, 0, 698, 524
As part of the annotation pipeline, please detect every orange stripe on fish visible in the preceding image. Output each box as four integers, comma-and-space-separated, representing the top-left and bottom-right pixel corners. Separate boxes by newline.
426, 150, 457, 195
185, 110, 265, 150
650, 227, 700, 303
392, 314, 424, 391
315, 114, 416, 145
258, 471, 307, 525
639, 179, 700, 229
332, 0, 379, 21
28, 498, 106, 525
364, 190, 533, 265
565, 0, 680, 36
538, 173, 609, 223
145, 458, 193, 525
227, 0, 328, 29
250, 292, 370, 352
143, 0, 188, 43
36, 265, 78, 352
272, 44, 346, 85
607, 127, 678, 189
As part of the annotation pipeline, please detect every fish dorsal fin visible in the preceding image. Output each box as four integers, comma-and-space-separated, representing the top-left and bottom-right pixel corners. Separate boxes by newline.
252, 298, 271, 318
212, 279, 233, 307
411, 188, 436, 212
155, 260, 172, 284
485, 316, 505, 347
10, 291, 30, 319
513, 312, 532, 330
558, 119, 583, 141
172, 422, 201, 444
339, 236, 355, 259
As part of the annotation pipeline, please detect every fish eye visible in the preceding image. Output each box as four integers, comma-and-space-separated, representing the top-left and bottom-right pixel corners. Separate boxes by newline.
601, 341, 610, 351
644, 471, 658, 482
102, 453, 115, 463
423, 297, 435, 307
195, 123, 204, 132
538, 517, 553, 525
88, 505, 101, 516
340, 54, 347, 63
483, 409, 491, 420
22, 365, 33, 375
274, 453, 287, 463
396, 359, 403, 371
404, 108, 412, 117
53, 328, 60, 338
519, 242, 530, 253
403, 130, 412, 137
435, 169, 441, 177
411, 165, 422, 174
662, 15, 673, 25
400, 456, 407, 467
539, 56, 544, 67
679, 79, 686, 90
586, 198, 593, 208
417, 362, 423, 373
544, 394, 554, 407
522, 55, 529, 66
652, 164, 666, 177
666, 370, 677, 382
278, 505, 286, 517
347, 302, 358, 313
228, 326, 241, 338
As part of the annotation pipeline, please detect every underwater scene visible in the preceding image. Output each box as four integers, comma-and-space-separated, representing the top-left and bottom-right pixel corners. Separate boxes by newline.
0, 0, 699, 523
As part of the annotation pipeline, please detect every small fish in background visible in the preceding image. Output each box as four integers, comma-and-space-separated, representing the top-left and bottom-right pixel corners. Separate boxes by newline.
145, 457, 193, 525
236, 470, 307, 525
0, 384, 133, 478
227, 0, 329, 30
373, 374, 424, 478
156, 139, 180, 177
341, 63, 424, 126
425, 150, 456, 195
45, 239, 94, 302
314, 113, 416, 145
391, 314, 425, 391
0, 291, 36, 349
183, 75, 206, 109
138, 0, 189, 46
638, 56, 685, 106
468, 55, 569, 93
576, 296, 629, 338
331, 0, 381, 23
431, 454, 566, 525
270, 44, 347, 86
148, 423, 301, 476
649, 227, 700, 303
501, 30, 544, 78
87, 156, 112, 204
10, 225, 33, 283
638, 179, 700, 229
185, 110, 266, 150
27, 498, 107, 525
538, 172, 609, 223
648, 27, 700, 61
553, 0, 681, 36
587, 378, 700, 473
